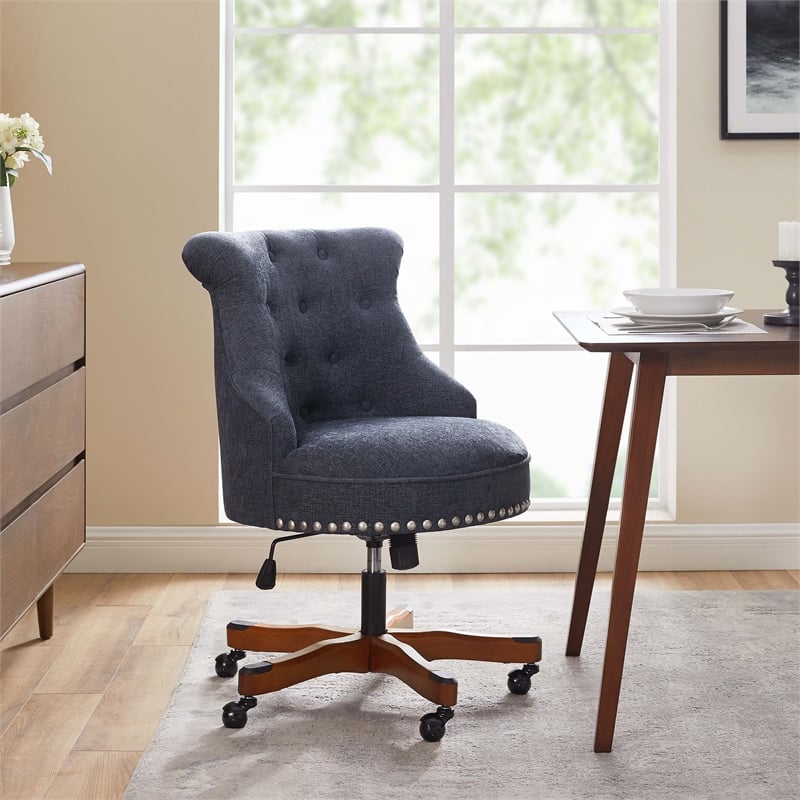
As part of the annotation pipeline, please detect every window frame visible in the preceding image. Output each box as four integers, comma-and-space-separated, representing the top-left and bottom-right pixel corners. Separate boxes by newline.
221, 0, 677, 520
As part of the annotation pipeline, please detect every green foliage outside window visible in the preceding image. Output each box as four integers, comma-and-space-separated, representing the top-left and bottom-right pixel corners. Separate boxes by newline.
230, 0, 662, 502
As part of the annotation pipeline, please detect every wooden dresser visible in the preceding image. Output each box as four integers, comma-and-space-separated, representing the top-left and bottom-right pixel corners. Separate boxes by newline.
0, 262, 86, 640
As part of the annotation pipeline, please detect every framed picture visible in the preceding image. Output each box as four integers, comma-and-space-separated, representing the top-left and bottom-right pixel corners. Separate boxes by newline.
720, 0, 800, 139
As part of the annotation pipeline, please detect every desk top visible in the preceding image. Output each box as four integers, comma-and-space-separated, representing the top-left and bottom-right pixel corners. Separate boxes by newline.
554, 310, 799, 376
554, 309, 799, 352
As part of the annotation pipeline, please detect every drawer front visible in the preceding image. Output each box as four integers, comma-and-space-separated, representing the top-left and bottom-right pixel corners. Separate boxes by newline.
0, 368, 85, 517
0, 274, 84, 403
0, 461, 85, 638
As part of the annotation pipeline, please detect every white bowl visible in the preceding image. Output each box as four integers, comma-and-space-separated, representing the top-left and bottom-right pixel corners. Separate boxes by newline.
622, 288, 735, 316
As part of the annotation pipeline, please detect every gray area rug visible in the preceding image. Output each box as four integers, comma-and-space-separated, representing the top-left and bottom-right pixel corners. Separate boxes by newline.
124, 589, 800, 800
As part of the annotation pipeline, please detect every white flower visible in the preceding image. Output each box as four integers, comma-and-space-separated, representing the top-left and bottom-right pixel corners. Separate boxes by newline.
0, 120, 17, 157
0, 112, 51, 187
6, 152, 28, 170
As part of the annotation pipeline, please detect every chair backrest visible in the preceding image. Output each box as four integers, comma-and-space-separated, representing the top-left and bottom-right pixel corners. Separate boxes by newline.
182, 228, 476, 526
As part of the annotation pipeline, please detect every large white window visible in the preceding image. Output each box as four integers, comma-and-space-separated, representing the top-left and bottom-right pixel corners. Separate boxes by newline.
224, 0, 675, 515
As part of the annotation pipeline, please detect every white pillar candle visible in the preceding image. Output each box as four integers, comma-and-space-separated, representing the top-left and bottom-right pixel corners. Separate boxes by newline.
778, 221, 800, 260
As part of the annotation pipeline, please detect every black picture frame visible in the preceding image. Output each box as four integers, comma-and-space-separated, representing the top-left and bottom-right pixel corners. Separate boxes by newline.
720, 0, 800, 139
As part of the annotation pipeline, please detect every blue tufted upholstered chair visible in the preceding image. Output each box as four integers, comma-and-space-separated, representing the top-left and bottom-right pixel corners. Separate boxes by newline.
182, 227, 541, 741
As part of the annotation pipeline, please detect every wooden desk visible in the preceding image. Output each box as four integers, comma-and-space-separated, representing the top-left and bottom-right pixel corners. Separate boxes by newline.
553, 309, 799, 752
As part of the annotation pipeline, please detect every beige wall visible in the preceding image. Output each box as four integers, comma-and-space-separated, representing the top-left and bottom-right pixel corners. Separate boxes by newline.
676, 0, 799, 523
1, 0, 220, 524
1, 0, 797, 528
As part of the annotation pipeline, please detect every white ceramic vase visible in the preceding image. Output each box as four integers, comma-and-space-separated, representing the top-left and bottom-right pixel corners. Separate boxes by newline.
0, 185, 14, 266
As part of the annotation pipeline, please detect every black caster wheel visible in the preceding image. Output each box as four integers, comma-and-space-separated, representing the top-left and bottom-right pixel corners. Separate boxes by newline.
507, 662, 540, 695
215, 648, 246, 678
222, 701, 247, 728
419, 705, 454, 742
221, 696, 257, 729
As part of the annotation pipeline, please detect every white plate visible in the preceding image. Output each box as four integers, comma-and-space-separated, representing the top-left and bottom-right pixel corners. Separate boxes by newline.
622, 288, 734, 315
609, 306, 743, 325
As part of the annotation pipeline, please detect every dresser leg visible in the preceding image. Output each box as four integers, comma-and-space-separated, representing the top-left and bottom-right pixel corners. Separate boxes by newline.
37, 584, 54, 640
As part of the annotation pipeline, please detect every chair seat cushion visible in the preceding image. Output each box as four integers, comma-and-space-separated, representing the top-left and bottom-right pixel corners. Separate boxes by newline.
272, 416, 530, 535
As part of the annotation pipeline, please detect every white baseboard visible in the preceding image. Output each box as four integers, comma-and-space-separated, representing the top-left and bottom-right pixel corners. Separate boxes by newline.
68, 523, 800, 573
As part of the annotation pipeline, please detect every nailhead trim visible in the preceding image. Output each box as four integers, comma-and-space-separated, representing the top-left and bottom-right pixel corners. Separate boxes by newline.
275, 498, 530, 535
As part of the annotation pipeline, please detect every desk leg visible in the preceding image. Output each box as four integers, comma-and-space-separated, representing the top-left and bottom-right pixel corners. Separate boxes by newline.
566, 353, 634, 657
594, 352, 668, 752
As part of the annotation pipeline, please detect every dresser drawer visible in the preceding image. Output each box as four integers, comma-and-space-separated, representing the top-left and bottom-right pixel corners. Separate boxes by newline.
0, 368, 85, 517
0, 461, 85, 637
0, 274, 84, 403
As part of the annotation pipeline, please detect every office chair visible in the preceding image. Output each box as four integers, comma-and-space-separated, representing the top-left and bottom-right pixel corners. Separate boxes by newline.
182, 227, 541, 741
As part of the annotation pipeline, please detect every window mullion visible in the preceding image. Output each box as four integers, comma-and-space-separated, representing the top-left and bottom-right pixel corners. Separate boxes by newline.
439, 0, 456, 375
223, 0, 235, 232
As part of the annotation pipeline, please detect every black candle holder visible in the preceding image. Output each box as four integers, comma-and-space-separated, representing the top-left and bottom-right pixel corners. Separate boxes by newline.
763, 260, 799, 327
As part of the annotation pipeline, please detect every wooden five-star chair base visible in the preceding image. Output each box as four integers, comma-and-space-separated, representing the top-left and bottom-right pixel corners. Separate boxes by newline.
216, 604, 542, 741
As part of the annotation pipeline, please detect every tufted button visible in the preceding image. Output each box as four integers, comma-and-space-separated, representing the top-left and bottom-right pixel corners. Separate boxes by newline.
298, 300, 308, 313
299, 407, 309, 419
317, 248, 329, 260
329, 353, 339, 364
359, 298, 371, 310
361, 400, 372, 412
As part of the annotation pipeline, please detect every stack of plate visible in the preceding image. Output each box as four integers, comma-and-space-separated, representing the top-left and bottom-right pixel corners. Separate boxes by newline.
613, 288, 741, 326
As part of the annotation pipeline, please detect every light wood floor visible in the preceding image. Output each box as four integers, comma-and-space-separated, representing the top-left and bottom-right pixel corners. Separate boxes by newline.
1, 570, 797, 799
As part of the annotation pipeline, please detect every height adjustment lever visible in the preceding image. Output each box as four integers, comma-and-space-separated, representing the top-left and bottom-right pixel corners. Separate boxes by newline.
256, 530, 322, 590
